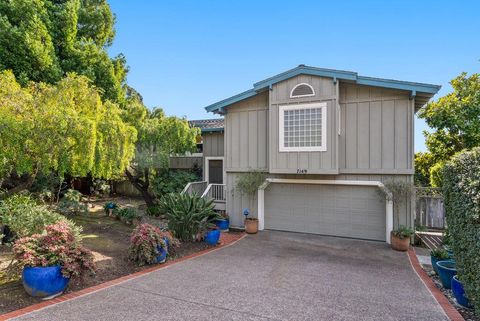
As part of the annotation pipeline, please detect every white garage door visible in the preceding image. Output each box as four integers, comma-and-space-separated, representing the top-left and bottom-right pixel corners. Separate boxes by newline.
264, 184, 386, 241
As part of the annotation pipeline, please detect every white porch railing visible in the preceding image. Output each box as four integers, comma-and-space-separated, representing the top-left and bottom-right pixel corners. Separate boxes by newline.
201, 184, 226, 202
181, 181, 208, 196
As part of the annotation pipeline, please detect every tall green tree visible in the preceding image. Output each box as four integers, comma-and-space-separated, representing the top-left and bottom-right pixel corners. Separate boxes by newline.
0, 70, 136, 196
122, 96, 199, 206
0, 0, 126, 103
418, 72, 480, 185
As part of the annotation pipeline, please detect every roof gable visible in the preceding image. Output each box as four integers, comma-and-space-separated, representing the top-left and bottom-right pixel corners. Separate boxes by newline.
205, 65, 441, 114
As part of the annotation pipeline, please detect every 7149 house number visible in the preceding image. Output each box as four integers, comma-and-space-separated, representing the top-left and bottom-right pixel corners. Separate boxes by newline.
297, 169, 307, 174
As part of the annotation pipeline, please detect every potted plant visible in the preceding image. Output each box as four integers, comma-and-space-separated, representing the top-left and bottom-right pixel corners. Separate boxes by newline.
390, 225, 414, 251
378, 180, 414, 251
243, 209, 258, 234
159, 230, 180, 256
103, 202, 117, 217
430, 248, 450, 274
451, 275, 471, 308
204, 226, 221, 245
436, 260, 457, 289
214, 212, 230, 231
235, 171, 267, 233
12, 221, 95, 299
129, 224, 168, 265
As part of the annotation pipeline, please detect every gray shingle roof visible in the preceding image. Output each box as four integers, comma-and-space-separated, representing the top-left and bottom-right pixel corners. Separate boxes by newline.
189, 118, 224, 133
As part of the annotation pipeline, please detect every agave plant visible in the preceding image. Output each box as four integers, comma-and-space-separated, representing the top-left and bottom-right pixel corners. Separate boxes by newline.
159, 193, 221, 242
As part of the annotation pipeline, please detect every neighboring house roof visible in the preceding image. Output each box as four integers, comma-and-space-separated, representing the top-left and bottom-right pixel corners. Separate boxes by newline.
205, 65, 442, 114
189, 118, 224, 133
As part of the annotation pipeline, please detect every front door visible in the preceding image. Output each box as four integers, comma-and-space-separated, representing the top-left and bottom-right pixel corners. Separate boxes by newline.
207, 159, 223, 184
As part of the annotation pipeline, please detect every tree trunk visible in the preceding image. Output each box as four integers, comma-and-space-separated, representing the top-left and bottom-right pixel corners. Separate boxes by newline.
1, 172, 37, 199
125, 169, 155, 207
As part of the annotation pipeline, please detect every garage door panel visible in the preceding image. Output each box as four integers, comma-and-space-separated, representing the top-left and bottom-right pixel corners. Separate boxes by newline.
265, 184, 386, 241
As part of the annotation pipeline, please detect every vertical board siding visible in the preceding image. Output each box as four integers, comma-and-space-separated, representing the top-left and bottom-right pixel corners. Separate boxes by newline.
203, 132, 224, 157
226, 172, 413, 229
269, 75, 338, 174
224, 92, 269, 172
169, 156, 203, 169
339, 84, 413, 173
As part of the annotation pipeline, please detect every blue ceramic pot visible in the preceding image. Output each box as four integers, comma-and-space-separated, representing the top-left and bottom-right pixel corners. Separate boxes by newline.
431, 255, 449, 274
163, 237, 169, 252
436, 260, 457, 289
204, 230, 221, 245
215, 219, 229, 231
22, 266, 70, 299
155, 246, 167, 264
451, 275, 471, 308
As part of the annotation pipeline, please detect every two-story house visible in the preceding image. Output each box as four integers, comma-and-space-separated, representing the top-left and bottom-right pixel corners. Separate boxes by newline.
202, 65, 440, 243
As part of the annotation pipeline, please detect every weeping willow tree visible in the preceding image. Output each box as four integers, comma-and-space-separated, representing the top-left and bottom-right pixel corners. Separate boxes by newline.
122, 97, 199, 207
0, 70, 136, 196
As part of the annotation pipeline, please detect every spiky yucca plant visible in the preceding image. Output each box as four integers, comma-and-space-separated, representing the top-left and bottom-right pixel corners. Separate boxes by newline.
159, 193, 221, 242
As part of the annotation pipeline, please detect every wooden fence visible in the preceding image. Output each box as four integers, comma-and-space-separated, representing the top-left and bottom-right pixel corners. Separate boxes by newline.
415, 187, 445, 229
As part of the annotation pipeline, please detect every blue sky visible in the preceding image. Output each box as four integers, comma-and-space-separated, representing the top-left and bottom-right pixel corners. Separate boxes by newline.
108, 0, 479, 152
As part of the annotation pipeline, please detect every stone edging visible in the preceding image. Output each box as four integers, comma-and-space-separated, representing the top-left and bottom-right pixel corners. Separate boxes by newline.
0, 233, 246, 321
407, 247, 465, 321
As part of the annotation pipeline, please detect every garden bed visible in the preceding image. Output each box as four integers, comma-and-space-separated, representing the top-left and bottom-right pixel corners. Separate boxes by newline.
416, 247, 478, 321
0, 197, 243, 315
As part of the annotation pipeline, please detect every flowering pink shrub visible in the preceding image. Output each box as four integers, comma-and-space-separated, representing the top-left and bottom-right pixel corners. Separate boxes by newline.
128, 224, 168, 266
12, 221, 95, 278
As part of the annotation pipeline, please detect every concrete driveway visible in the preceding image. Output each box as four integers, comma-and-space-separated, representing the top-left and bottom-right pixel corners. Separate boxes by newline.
12, 231, 447, 321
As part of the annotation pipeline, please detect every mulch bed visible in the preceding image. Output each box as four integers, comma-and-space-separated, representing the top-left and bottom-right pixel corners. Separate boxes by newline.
427, 271, 478, 321
0, 206, 244, 315
414, 247, 478, 321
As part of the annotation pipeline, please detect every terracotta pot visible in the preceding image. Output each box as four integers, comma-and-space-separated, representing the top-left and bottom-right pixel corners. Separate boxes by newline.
245, 218, 258, 234
390, 231, 410, 251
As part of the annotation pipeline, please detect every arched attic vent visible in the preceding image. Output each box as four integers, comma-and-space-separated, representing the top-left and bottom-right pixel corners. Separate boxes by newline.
290, 83, 315, 98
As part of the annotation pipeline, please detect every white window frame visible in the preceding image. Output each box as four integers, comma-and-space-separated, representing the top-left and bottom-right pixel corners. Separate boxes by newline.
204, 156, 225, 184
279, 102, 327, 152
290, 83, 315, 98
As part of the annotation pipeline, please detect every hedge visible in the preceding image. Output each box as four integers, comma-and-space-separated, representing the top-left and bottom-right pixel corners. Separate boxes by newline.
443, 147, 480, 314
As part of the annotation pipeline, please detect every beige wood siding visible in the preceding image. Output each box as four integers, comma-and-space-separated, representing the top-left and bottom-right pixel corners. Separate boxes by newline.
224, 92, 269, 172
203, 132, 224, 157
169, 156, 202, 169
339, 84, 414, 174
226, 172, 413, 230
269, 75, 339, 174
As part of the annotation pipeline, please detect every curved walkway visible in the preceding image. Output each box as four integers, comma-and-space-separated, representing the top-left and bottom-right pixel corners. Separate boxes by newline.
9, 231, 448, 321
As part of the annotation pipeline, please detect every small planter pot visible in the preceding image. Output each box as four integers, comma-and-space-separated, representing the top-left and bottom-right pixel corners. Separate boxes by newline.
245, 218, 258, 234
431, 255, 448, 275
163, 237, 169, 253
204, 229, 221, 245
154, 246, 167, 264
215, 219, 230, 232
436, 260, 457, 289
451, 275, 471, 308
390, 232, 410, 251
22, 265, 70, 299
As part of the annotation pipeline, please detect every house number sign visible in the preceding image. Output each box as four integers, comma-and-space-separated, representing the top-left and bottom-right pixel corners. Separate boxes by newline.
297, 169, 308, 174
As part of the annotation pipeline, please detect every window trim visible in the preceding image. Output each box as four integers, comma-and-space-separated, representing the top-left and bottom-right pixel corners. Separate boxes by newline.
290, 83, 316, 98
278, 102, 327, 152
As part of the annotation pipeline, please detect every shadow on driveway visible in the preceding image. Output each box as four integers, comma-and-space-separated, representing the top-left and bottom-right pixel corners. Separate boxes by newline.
12, 231, 448, 321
